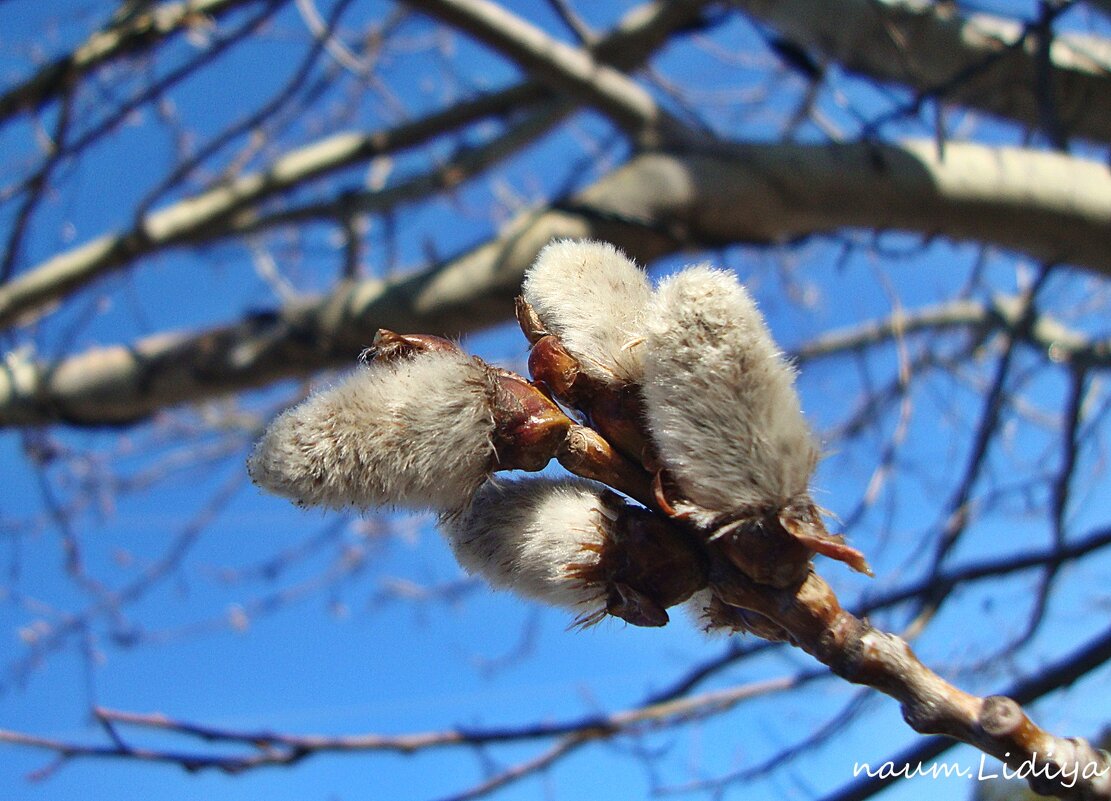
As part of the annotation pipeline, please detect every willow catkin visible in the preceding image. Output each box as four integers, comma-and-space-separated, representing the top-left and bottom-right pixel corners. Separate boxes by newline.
249, 351, 497, 511
440, 478, 613, 612
642, 266, 819, 524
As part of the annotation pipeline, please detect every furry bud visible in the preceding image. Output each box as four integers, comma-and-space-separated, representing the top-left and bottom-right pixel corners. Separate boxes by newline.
642, 266, 819, 523
441, 478, 612, 613
248, 351, 497, 511
441, 478, 706, 627
522, 240, 651, 384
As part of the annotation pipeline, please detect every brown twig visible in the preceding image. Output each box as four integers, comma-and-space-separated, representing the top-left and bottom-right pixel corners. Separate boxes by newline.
820, 621, 1111, 801
711, 566, 1111, 800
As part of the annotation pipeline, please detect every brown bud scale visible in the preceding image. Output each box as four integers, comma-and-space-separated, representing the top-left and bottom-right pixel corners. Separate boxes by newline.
567, 496, 708, 628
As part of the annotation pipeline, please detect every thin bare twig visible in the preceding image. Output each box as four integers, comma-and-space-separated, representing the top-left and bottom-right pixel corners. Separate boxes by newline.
0, 674, 807, 774
134, 0, 361, 217
1, 90, 75, 283
0, 0, 267, 125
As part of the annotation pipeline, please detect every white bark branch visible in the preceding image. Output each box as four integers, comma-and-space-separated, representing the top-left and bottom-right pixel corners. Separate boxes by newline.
401, 0, 685, 143
678, 139, 1111, 271
737, 0, 1111, 143
0, 100, 526, 331
213, 138, 1111, 272
791, 295, 1111, 370
3, 139, 1110, 427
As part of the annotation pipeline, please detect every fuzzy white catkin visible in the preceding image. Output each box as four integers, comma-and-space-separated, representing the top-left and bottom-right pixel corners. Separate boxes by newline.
642, 266, 819, 523
522, 239, 651, 383
440, 478, 611, 611
248, 351, 496, 511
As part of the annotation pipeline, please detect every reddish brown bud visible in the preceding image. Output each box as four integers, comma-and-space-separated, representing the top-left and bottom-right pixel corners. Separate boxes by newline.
367, 330, 463, 362
557, 425, 655, 510
514, 296, 549, 345
705, 500, 871, 588
527, 335, 581, 401
489, 374, 573, 472
526, 330, 649, 464
485, 369, 657, 510
778, 503, 873, 577
709, 511, 813, 589
583, 385, 648, 464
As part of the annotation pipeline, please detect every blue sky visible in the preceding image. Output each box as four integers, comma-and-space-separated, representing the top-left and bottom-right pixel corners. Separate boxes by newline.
1, 2, 1109, 800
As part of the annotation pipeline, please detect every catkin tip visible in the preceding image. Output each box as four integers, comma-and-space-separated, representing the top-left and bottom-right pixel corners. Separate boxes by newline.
522, 239, 652, 384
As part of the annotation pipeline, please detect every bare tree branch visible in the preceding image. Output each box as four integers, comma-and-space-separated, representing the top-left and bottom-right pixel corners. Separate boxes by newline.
133, 0, 361, 216
818, 622, 1111, 801
226, 102, 572, 231
712, 569, 1111, 800
544, 0, 597, 47
3, 468, 249, 690
0, 95, 522, 331
918, 271, 1051, 626
737, 0, 1111, 143
402, 0, 686, 144
0, 0, 713, 332
0, 0, 270, 125
1, 90, 76, 283
858, 525, 1111, 616
791, 294, 1111, 370
659, 691, 871, 794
